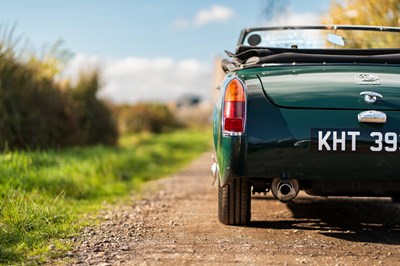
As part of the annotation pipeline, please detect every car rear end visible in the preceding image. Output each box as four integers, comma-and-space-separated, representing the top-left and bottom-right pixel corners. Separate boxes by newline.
214, 25, 400, 225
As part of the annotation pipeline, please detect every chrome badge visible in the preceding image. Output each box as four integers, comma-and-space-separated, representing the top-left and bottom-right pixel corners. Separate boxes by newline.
355, 74, 380, 85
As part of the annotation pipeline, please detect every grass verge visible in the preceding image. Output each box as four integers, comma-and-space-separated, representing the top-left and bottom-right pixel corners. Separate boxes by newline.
0, 129, 212, 264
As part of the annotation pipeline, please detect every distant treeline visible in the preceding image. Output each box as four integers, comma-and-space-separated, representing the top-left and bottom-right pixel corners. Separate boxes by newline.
0, 40, 118, 150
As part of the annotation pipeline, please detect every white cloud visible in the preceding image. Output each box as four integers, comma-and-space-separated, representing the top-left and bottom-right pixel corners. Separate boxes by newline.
172, 5, 235, 29
64, 54, 212, 103
194, 5, 235, 27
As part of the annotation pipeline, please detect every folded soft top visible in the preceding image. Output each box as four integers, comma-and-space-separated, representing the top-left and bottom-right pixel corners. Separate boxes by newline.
221, 45, 400, 71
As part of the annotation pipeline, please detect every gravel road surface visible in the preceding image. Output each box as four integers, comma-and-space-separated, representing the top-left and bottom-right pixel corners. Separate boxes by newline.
67, 151, 400, 265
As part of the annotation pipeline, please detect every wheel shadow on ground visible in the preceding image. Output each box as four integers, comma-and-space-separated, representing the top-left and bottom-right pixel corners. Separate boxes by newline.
249, 196, 400, 245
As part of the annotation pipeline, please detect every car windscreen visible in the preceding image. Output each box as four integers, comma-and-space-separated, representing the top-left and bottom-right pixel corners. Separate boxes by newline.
242, 28, 400, 49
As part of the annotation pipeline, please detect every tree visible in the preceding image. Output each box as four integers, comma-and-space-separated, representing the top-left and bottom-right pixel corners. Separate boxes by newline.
323, 0, 400, 48
324, 0, 400, 26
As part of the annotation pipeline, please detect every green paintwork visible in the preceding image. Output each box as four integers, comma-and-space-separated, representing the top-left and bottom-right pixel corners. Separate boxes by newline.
214, 64, 400, 187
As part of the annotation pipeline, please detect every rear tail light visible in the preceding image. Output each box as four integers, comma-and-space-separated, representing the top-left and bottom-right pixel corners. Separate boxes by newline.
223, 78, 246, 134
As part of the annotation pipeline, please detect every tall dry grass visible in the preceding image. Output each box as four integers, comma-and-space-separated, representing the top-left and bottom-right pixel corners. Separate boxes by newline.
0, 29, 118, 150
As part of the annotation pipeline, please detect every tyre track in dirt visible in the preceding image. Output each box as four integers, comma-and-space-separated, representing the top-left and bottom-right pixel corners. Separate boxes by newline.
67, 151, 400, 265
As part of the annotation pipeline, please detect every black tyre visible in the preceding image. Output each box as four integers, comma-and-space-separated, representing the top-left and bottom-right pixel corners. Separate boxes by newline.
218, 178, 251, 225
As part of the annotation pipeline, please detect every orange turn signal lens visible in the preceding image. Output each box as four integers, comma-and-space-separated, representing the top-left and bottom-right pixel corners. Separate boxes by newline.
224, 79, 245, 102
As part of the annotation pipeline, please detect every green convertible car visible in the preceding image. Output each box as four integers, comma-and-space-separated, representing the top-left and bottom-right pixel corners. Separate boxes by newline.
212, 25, 400, 225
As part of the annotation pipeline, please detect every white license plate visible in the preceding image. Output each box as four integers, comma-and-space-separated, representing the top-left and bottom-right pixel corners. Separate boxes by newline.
310, 129, 400, 153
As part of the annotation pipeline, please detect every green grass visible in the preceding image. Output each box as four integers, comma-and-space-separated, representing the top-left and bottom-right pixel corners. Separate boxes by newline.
0, 129, 212, 264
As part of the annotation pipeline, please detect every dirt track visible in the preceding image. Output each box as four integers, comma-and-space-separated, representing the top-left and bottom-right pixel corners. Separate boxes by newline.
68, 151, 400, 265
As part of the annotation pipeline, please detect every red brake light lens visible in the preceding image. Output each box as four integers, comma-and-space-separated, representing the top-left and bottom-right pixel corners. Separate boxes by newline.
223, 79, 245, 133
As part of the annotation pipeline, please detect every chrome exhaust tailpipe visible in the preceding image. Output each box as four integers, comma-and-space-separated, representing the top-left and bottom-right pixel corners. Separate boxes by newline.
271, 178, 299, 202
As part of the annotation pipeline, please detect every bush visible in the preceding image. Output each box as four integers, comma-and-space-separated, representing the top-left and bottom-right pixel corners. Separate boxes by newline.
116, 102, 183, 134
0, 51, 81, 150
0, 36, 118, 150
69, 70, 118, 146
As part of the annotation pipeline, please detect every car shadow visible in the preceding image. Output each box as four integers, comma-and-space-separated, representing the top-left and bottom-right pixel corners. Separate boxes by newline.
249, 196, 400, 245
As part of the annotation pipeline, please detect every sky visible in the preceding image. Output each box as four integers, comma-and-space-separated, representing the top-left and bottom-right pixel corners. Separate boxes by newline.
0, 0, 331, 103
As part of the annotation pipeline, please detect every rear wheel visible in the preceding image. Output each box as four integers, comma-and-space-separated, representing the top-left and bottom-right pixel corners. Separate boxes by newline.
218, 178, 251, 225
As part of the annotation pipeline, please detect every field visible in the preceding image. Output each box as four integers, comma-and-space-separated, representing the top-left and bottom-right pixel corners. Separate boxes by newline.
0, 129, 211, 264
